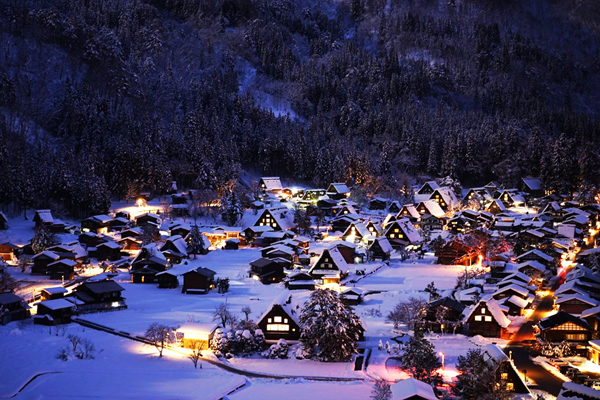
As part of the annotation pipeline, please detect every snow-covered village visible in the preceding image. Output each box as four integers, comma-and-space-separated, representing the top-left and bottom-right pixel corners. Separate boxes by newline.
2, 175, 600, 400
2, 0, 600, 399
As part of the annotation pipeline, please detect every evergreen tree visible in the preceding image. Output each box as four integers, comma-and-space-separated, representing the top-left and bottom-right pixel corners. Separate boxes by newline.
221, 190, 243, 227
425, 282, 440, 302
299, 289, 363, 362
454, 348, 505, 399
399, 331, 441, 383
187, 225, 207, 258
31, 225, 59, 254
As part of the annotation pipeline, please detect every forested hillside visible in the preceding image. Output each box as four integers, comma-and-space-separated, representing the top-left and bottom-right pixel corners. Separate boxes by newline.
1, 0, 599, 217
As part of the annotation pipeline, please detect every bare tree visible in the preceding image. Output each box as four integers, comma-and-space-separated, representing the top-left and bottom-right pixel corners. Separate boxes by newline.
188, 340, 203, 369
213, 303, 234, 327
68, 334, 82, 353
386, 297, 427, 330
80, 338, 96, 359
145, 323, 173, 357
0, 269, 18, 292
18, 255, 29, 273
241, 306, 252, 321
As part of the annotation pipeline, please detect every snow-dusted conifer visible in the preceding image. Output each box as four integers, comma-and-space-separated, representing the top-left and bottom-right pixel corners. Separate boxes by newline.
299, 289, 362, 362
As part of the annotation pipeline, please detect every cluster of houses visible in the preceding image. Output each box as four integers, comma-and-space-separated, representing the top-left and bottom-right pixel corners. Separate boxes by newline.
0, 276, 126, 326
2, 175, 600, 379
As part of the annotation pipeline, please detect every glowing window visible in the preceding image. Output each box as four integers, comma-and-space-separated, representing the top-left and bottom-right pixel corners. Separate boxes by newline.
481, 308, 486, 314
274, 316, 282, 323
501, 373, 508, 380
485, 316, 492, 322
474, 316, 482, 321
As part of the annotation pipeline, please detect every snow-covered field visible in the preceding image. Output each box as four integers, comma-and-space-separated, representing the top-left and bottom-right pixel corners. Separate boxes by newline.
0, 210, 506, 399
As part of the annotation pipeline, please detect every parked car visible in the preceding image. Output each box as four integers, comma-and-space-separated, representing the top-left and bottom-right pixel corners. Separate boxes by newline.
559, 365, 573, 374
566, 368, 579, 379
591, 380, 600, 391
573, 372, 589, 384
549, 359, 569, 370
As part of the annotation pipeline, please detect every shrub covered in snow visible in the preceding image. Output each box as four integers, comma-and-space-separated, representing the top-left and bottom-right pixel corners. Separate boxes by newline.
209, 326, 265, 357
261, 339, 289, 359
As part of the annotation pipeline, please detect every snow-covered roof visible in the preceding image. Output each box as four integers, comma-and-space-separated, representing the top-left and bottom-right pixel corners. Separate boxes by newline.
177, 322, 219, 339
501, 272, 531, 284
257, 292, 301, 326
135, 212, 160, 220
371, 236, 393, 253
260, 177, 283, 191
554, 280, 591, 297
558, 382, 600, 400
163, 235, 188, 255
430, 187, 459, 209
398, 204, 420, 219
261, 231, 288, 239
97, 241, 122, 250
32, 251, 60, 260
417, 200, 445, 218
522, 178, 542, 191
38, 298, 77, 311
328, 240, 357, 249
42, 286, 68, 295
556, 293, 598, 307
327, 183, 350, 194
516, 249, 554, 263
464, 298, 511, 328
309, 247, 348, 275
343, 222, 372, 240
504, 295, 529, 309
91, 214, 113, 223
245, 225, 274, 233
417, 181, 440, 194
390, 378, 437, 400
266, 245, 295, 256
393, 219, 422, 243
483, 344, 509, 363
580, 305, 600, 318
35, 210, 54, 224
486, 299, 511, 328
253, 208, 295, 231
48, 259, 77, 267
493, 284, 529, 298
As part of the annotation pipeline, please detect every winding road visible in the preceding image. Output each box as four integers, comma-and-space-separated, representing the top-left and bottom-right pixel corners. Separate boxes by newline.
505, 294, 565, 396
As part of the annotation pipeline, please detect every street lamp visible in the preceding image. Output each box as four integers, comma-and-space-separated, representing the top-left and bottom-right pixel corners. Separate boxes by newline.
439, 351, 445, 370
509, 350, 512, 361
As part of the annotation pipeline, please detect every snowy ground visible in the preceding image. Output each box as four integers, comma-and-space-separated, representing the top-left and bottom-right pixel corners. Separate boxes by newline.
0, 210, 534, 399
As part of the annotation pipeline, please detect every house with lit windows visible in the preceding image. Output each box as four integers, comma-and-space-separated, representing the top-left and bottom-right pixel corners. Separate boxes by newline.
415, 181, 440, 202
383, 219, 422, 249
429, 187, 459, 212
308, 247, 349, 283
464, 298, 511, 338
484, 344, 530, 394
496, 190, 526, 208
555, 293, 599, 315
259, 177, 283, 194
257, 293, 301, 341
537, 311, 592, 343
342, 222, 373, 244
415, 200, 446, 218
397, 204, 421, 222
326, 182, 350, 200
81, 215, 113, 234
252, 207, 295, 231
